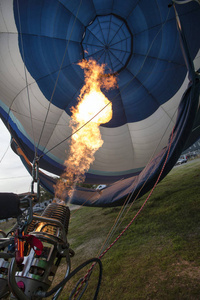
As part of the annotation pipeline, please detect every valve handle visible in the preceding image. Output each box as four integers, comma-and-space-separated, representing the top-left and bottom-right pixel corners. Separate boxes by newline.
15, 229, 24, 265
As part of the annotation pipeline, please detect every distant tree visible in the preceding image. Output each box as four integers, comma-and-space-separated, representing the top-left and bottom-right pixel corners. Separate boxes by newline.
77, 182, 95, 189
39, 181, 95, 203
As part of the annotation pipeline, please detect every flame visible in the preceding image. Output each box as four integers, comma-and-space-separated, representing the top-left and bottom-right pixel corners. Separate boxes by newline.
35, 222, 44, 232
54, 59, 117, 201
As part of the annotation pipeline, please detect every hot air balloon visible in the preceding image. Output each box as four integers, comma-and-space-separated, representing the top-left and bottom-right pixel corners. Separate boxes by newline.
0, 0, 199, 207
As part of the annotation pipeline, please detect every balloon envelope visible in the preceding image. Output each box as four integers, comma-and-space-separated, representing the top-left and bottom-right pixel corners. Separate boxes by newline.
0, 0, 199, 206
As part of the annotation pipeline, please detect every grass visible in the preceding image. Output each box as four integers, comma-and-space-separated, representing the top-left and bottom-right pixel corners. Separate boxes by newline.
1, 159, 200, 299
51, 158, 200, 299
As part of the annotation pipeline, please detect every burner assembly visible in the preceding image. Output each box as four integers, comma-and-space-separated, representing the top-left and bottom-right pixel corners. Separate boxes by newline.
13, 203, 71, 298
0, 200, 74, 300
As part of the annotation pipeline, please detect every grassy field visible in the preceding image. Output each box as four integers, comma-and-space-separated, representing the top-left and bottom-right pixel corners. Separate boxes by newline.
51, 158, 200, 299
1, 159, 200, 299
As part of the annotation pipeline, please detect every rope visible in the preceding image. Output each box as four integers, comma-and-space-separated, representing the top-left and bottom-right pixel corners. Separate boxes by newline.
97, 103, 178, 255
100, 128, 174, 259
38, 0, 83, 156
0, 143, 10, 164
6, 0, 83, 163
0, 176, 29, 180
14, 0, 37, 157
97, 193, 131, 256
71, 100, 176, 251
70, 85, 179, 254
41, 258, 102, 300
72, 126, 174, 299
71, 3, 178, 239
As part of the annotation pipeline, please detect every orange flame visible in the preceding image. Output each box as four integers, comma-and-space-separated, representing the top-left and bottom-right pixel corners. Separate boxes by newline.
54, 59, 117, 201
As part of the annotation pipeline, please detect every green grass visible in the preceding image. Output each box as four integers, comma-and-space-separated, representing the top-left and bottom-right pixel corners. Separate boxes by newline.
2, 159, 200, 299
58, 159, 200, 299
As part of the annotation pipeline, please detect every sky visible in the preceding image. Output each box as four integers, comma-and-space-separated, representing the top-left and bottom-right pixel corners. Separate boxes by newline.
0, 119, 32, 194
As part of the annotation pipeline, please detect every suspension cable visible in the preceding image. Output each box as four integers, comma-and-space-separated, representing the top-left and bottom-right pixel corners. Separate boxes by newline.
72, 4, 197, 293
38, 258, 102, 300
62, 8, 178, 248
6, 0, 83, 164
8, 0, 82, 199
98, 105, 179, 254
14, 0, 37, 157
100, 127, 174, 258
42, 4, 175, 253
0, 142, 10, 164
72, 125, 174, 299
37, 0, 83, 155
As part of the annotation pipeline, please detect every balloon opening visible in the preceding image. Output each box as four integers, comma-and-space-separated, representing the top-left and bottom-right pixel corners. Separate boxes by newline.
82, 14, 133, 74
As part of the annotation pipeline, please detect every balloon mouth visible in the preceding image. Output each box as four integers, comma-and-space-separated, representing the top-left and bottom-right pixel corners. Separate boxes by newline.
81, 14, 133, 75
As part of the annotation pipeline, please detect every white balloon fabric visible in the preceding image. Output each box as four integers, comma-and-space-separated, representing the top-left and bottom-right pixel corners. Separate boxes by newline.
0, 0, 199, 206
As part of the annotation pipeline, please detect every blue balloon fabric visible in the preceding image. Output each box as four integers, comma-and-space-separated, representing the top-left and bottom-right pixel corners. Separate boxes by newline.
0, 0, 199, 206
